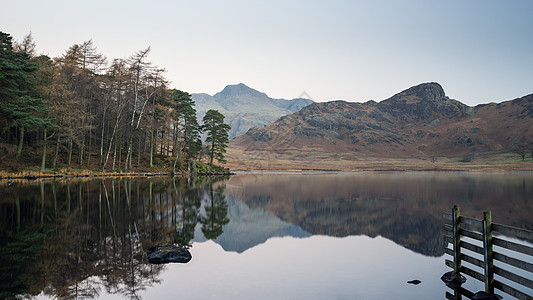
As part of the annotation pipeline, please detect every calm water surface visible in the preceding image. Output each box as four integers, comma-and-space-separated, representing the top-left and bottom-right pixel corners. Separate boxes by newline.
1, 172, 532, 299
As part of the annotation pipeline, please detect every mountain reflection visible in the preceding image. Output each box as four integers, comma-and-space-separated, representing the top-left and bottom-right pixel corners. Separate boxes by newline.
1, 172, 532, 299
0, 176, 229, 299
225, 172, 533, 256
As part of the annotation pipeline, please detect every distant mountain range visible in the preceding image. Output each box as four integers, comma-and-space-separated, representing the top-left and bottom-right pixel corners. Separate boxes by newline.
232, 82, 533, 156
192, 83, 313, 139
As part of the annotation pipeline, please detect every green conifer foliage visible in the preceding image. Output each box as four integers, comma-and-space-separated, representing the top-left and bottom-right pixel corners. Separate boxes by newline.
0, 31, 54, 157
201, 109, 230, 166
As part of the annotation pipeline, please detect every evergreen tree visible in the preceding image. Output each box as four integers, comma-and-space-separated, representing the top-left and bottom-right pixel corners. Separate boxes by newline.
201, 109, 230, 166
0, 31, 54, 158
169, 89, 201, 158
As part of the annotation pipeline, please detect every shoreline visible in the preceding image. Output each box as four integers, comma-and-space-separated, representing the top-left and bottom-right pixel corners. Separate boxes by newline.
0, 170, 233, 182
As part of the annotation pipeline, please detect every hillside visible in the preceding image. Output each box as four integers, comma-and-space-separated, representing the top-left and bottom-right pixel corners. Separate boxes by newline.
192, 83, 313, 139
228, 82, 533, 170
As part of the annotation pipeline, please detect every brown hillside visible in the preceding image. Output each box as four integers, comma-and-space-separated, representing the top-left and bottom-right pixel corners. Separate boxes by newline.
227, 83, 533, 171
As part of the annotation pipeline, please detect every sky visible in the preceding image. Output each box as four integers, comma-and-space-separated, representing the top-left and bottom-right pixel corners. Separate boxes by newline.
2, 0, 532, 106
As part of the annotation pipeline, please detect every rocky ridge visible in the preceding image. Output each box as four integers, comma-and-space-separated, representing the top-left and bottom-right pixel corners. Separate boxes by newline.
233, 82, 533, 156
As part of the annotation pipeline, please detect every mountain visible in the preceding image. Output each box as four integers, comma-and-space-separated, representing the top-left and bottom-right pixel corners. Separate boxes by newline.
193, 193, 311, 253
192, 83, 313, 139
231, 82, 533, 158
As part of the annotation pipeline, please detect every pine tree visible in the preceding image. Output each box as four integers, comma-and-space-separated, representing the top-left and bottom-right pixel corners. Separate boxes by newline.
0, 31, 54, 158
169, 89, 201, 158
201, 109, 230, 166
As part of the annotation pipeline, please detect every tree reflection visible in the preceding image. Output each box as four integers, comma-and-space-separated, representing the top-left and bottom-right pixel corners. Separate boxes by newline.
0, 176, 229, 299
200, 184, 230, 240
173, 177, 201, 248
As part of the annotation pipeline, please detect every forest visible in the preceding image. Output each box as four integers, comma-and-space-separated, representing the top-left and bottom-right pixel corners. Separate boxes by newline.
0, 31, 230, 176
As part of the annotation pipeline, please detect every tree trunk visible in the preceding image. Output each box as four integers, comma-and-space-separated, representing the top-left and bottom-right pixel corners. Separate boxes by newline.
87, 125, 92, 168
16, 126, 24, 159
137, 135, 141, 166
149, 128, 154, 168
67, 137, 73, 167
125, 136, 133, 172
41, 129, 47, 172
52, 135, 60, 169
112, 139, 117, 171
99, 111, 106, 168
210, 144, 214, 166
79, 138, 84, 167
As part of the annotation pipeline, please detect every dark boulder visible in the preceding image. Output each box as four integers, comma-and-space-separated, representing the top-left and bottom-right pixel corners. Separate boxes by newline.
147, 244, 192, 264
441, 271, 466, 289
407, 279, 421, 285
25, 174, 38, 180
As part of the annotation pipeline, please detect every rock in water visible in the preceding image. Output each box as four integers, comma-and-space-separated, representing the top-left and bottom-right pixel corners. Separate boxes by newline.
147, 244, 192, 264
440, 271, 466, 289
407, 280, 421, 285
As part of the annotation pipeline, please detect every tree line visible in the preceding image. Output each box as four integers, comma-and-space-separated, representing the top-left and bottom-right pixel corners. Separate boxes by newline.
0, 31, 230, 173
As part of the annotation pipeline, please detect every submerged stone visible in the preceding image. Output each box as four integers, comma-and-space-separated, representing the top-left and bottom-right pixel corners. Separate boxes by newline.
441, 271, 466, 289
147, 244, 192, 264
472, 291, 502, 300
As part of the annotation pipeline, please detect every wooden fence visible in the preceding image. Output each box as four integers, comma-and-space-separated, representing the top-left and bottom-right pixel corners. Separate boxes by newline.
442, 205, 533, 300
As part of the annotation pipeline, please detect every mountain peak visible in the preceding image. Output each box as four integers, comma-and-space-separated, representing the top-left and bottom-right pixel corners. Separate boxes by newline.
395, 82, 446, 102
215, 83, 268, 99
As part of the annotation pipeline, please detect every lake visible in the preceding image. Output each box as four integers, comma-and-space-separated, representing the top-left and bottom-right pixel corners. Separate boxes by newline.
1, 172, 532, 299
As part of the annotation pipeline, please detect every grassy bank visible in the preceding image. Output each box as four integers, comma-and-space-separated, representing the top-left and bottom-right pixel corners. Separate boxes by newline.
225, 150, 533, 172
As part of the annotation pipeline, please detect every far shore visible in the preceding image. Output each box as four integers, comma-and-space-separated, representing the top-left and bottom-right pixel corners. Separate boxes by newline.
2, 151, 532, 183
224, 151, 533, 173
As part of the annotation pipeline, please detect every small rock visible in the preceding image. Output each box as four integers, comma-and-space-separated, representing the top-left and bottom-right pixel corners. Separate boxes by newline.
441, 271, 466, 289
147, 244, 191, 264
407, 280, 421, 285
25, 174, 38, 181
472, 291, 502, 300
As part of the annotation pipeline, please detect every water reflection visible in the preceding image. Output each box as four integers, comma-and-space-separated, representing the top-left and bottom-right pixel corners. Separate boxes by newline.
225, 172, 533, 256
1, 172, 532, 299
0, 176, 229, 299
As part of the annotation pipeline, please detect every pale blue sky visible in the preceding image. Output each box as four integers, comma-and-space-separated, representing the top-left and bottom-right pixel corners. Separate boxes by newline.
2, 0, 532, 105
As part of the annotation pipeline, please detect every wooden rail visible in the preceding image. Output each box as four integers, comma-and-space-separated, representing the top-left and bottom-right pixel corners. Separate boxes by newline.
442, 205, 533, 300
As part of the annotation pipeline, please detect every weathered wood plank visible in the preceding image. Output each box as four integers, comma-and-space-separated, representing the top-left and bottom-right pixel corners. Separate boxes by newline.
461, 253, 485, 269
494, 266, 533, 289
493, 236, 533, 256
493, 279, 533, 300
460, 265, 485, 282
461, 240, 484, 256
445, 235, 453, 245
493, 223, 533, 243
445, 247, 454, 256
443, 212, 452, 222
445, 292, 454, 300
445, 259, 454, 269
444, 224, 453, 233
453, 205, 462, 273
460, 216, 483, 232
461, 228, 483, 242
494, 251, 533, 273
482, 211, 494, 294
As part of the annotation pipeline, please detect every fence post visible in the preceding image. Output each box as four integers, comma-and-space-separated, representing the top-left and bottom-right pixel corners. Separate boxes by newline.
453, 205, 461, 274
482, 211, 494, 294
